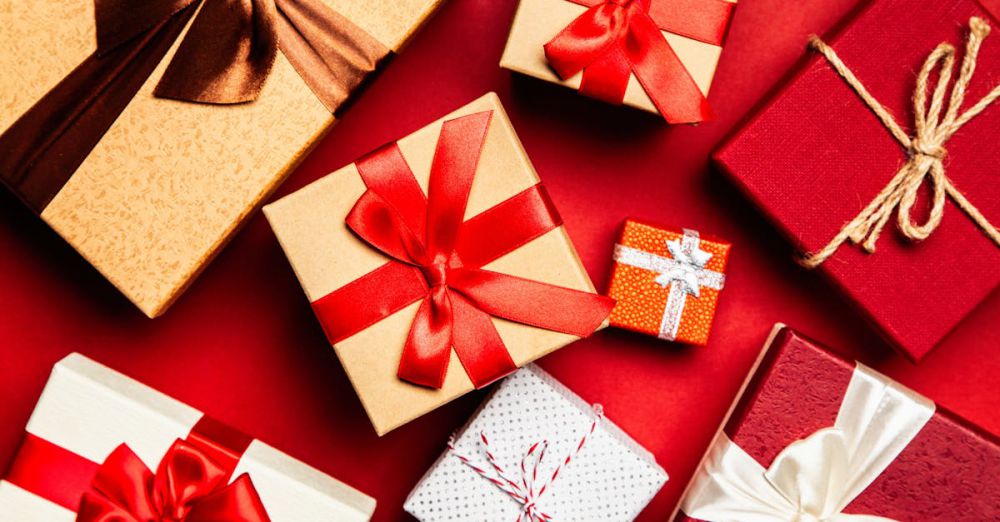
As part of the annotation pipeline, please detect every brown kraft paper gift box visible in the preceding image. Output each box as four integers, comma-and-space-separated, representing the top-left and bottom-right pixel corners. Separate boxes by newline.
264, 93, 606, 436
0, 0, 443, 318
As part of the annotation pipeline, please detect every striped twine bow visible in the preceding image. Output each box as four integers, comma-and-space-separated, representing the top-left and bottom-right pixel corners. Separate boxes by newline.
447, 405, 604, 522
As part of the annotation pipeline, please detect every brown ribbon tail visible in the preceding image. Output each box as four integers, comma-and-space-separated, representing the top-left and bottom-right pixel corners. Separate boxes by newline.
154, 0, 279, 104
94, 0, 197, 53
273, 0, 390, 114
0, 8, 196, 213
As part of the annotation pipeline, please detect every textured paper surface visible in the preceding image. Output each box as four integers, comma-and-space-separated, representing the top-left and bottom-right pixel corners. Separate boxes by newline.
0, 0, 441, 318
404, 365, 667, 521
0, 354, 376, 521
675, 327, 1000, 521
265, 93, 602, 436
500, 0, 733, 115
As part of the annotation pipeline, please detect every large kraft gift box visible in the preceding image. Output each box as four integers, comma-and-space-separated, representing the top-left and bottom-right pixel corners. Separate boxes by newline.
713, 0, 1000, 360
674, 326, 1000, 521
500, 0, 737, 122
0, 353, 376, 521
0, 0, 443, 318
264, 93, 611, 436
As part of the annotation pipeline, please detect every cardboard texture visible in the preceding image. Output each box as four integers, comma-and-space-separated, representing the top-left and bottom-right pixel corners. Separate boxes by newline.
500, 0, 734, 115
0, 0, 443, 318
264, 93, 602, 436
714, 0, 1000, 360
404, 364, 668, 521
675, 326, 1000, 521
0, 354, 377, 521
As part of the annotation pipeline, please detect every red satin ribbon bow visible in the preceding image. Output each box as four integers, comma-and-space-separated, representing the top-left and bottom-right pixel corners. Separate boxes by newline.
77, 440, 269, 522
312, 110, 613, 389
544, 0, 735, 123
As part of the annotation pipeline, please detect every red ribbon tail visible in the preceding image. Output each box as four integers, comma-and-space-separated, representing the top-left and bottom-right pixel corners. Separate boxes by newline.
627, 11, 713, 123
450, 293, 518, 389
397, 290, 455, 389
186, 474, 271, 522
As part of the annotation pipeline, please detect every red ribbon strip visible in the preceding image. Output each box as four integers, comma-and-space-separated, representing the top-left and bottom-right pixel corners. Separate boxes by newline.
543, 0, 735, 123
311, 111, 613, 389
5, 417, 268, 521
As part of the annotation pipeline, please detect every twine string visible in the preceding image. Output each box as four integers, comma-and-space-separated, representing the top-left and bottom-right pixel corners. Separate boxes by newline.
447, 405, 604, 522
801, 17, 1000, 268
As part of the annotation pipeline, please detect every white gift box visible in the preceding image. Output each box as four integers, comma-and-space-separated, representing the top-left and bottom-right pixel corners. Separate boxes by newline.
404, 364, 668, 521
0, 353, 376, 521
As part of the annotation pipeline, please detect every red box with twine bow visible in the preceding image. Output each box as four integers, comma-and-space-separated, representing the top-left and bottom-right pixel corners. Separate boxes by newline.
607, 219, 730, 345
674, 325, 1000, 521
501, 0, 737, 123
0, 354, 377, 520
714, 0, 1000, 360
0, 0, 442, 318
264, 94, 612, 436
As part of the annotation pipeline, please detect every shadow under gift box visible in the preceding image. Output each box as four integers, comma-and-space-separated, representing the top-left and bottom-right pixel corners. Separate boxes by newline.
673, 325, 1000, 521
713, 0, 1000, 361
264, 93, 606, 436
0, 0, 443, 318
0, 353, 376, 520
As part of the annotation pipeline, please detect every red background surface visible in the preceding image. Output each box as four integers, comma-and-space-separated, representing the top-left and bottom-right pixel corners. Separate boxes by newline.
1, 0, 998, 520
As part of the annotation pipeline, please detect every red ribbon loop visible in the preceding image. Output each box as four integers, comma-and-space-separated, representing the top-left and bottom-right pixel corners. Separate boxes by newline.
316, 110, 613, 390
77, 440, 270, 522
544, 0, 734, 123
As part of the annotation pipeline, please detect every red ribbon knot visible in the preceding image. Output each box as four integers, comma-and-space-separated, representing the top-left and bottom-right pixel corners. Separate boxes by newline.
312, 110, 613, 390
77, 440, 270, 522
543, 0, 735, 123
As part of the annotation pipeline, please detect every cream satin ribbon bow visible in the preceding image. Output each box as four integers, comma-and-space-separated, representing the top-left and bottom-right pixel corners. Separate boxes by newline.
681, 363, 935, 522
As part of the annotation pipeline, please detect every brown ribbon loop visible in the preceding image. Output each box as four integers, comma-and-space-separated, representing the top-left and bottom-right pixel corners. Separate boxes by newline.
0, 0, 389, 213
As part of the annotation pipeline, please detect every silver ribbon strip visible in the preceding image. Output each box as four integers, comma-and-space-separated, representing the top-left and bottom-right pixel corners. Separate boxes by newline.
680, 363, 936, 522
612, 229, 725, 340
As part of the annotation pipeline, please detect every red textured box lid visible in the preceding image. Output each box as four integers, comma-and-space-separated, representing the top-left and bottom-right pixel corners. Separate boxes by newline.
675, 326, 1000, 521
713, 0, 1000, 360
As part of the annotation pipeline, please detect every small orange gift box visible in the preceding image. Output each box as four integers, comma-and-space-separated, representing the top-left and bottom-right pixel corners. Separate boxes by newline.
607, 219, 730, 344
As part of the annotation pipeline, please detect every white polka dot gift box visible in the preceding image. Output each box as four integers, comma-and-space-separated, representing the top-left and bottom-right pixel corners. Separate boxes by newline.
404, 364, 668, 521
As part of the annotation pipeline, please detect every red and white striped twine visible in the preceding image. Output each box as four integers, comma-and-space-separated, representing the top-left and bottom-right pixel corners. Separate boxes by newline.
447, 404, 604, 522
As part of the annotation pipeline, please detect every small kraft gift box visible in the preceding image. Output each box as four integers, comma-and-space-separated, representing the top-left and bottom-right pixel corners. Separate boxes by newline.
607, 219, 730, 345
0, 0, 444, 318
0, 353, 376, 521
674, 325, 1000, 521
264, 93, 613, 436
404, 364, 668, 521
714, 0, 1000, 361
501, 0, 738, 123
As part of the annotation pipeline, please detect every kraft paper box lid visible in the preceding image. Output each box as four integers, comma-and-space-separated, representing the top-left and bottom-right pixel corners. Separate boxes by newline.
264, 93, 603, 436
500, 0, 735, 116
0, 353, 376, 521
403, 364, 668, 521
0, 0, 443, 318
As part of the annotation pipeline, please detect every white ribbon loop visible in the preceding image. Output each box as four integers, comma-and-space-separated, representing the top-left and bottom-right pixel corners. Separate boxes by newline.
613, 228, 725, 340
681, 364, 935, 522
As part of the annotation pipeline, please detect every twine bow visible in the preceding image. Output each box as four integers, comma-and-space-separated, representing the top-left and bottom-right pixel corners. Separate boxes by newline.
801, 17, 1000, 268
448, 405, 604, 522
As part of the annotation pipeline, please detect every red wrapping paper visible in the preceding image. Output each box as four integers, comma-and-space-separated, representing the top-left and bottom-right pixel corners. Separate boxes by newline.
713, 0, 1000, 361
675, 326, 1000, 521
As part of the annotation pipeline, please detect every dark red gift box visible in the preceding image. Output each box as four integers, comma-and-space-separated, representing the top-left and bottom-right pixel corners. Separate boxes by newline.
674, 326, 1000, 521
714, 0, 1000, 361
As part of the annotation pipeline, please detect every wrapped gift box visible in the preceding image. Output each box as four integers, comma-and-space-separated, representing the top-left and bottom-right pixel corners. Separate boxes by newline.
0, 0, 443, 318
675, 326, 1000, 521
404, 364, 668, 521
500, 0, 737, 122
0, 353, 376, 521
608, 219, 729, 344
264, 93, 611, 436
713, 0, 1000, 360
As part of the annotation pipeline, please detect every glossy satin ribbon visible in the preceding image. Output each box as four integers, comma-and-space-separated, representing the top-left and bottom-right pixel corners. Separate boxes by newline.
0, 0, 388, 213
311, 111, 614, 389
6, 416, 268, 521
543, 0, 734, 123
681, 363, 936, 521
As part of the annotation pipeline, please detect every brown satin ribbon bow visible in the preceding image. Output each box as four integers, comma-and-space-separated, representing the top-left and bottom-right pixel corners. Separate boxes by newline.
0, 0, 388, 212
